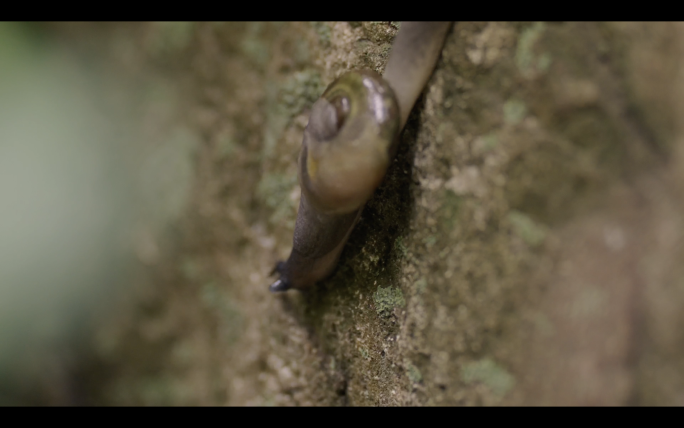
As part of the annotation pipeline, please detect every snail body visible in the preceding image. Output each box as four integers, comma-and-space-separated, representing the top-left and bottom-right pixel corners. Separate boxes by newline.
270, 22, 451, 292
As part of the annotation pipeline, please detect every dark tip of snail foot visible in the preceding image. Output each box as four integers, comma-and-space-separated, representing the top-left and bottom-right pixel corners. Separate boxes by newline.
269, 278, 292, 293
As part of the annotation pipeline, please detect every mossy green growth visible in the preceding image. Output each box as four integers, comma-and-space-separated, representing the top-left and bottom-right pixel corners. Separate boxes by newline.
278, 70, 325, 119
237, 22, 269, 66
311, 22, 331, 47
256, 172, 298, 226
414, 277, 427, 294
262, 69, 323, 160
373, 286, 406, 317
394, 236, 408, 257
406, 361, 422, 384
461, 358, 515, 397
240, 38, 269, 66
379, 43, 392, 61
216, 133, 237, 159
481, 133, 499, 151
516, 22, 547, 77
503, 99, 528, 125
293, 40, 310, 64
508, 210, 547, 246
423, 235, 437, 248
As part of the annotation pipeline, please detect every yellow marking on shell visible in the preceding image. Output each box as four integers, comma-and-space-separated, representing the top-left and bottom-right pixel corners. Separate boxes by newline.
307, 153, 318, 181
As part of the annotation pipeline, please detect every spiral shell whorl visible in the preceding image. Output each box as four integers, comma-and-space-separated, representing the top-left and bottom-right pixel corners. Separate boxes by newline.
300, 70, 400, 215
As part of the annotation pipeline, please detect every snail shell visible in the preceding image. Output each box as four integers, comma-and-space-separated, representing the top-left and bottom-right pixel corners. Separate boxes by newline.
300, 70, 400, 215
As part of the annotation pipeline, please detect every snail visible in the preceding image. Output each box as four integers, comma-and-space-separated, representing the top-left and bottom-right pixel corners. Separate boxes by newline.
270, 22, 452, 292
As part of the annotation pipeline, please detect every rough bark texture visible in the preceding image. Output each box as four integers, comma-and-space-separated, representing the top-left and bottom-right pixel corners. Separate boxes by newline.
14, 22, 684, 405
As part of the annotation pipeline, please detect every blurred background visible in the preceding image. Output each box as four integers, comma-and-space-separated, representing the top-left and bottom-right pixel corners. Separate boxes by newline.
2, 22, 684, 406
0, 22, 197, 404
